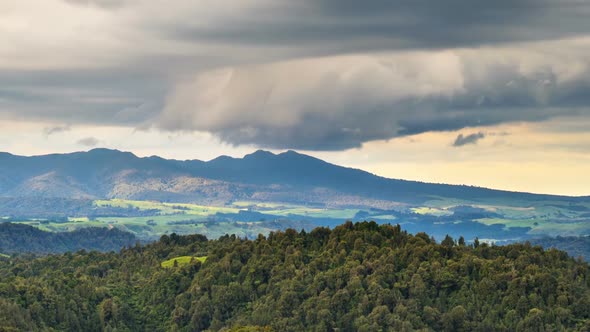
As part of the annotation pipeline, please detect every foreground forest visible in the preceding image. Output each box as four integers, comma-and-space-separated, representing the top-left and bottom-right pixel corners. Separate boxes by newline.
0, 222, 588, 331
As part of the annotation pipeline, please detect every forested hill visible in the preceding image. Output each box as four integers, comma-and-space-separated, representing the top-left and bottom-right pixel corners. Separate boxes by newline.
529, 236, 590, 261
0, 222, 588, 331
0, 223, 136, 254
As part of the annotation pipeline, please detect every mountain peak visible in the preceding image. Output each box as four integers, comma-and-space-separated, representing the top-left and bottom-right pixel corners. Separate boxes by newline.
87, 148, 128, 154
244, 150, 276, 159
281, 150, 300, 156
85, 148, 137, 159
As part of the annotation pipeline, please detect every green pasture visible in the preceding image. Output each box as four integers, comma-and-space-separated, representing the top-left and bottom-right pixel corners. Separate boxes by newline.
475, 217, 590, 236
161, 256, 207, 268
411, 207, 452, 216
6, 197, 588, 241
94, 199, 240, 216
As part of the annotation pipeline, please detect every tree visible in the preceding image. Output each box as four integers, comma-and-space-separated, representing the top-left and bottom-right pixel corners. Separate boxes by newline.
442, 305, 467, 331
458, 236, 466, 246
442, 235, 455, 247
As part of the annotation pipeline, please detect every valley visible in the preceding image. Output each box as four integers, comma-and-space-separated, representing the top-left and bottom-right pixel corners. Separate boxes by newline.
5, 196, 589, 245
0, 149, 588, 255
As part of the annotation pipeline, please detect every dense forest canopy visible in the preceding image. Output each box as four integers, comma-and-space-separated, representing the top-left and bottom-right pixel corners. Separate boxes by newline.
528, 236, 590, 262
0, 223, 136, 254
0, 221, 588, 331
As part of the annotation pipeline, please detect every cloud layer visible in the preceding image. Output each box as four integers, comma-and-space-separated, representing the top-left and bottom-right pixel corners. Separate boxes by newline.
158, 42, 590, 150
1, 0, 590, 150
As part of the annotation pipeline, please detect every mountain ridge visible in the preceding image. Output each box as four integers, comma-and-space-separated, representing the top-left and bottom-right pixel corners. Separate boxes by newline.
0, 148, 587, 206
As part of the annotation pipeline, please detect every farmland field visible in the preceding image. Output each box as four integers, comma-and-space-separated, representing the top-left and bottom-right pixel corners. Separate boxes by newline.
6, 197, 589, 243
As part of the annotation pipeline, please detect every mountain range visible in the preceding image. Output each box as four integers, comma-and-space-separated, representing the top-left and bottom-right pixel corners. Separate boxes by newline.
0, 148, 586, 208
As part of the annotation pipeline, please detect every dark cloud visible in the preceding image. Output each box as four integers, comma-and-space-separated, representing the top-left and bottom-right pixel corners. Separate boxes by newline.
0, 66, 166, 126
6, 0, 590, 151
158, 50, 590, 150
76, 137, 100, 147
453, 132, 485, 147
167, 0, 590, 52
43, 125, 71, 137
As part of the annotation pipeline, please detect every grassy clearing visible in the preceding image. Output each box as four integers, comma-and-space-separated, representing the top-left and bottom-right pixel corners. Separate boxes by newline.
0, 253, 9, 258
161, 256, 207, 268
68, 217, 90, 222
9, 198, 588, 241
475, 217, 590, 236
94, 199, 240, 216
232, 201, 359, 219
527, 222, 590, 236
476, 218, 539, 227
411, 207, 452, 216
262, 207, 359, 219
232, 201, 301, 209
16, 220, 107, 232
12, 215, 284, 241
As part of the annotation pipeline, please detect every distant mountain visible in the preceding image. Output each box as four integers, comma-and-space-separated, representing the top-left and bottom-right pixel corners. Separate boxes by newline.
0, 148, 586, 208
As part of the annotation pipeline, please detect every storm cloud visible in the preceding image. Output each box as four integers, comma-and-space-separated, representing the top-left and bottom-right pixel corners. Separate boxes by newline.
165, 0, 590, 52
2, 0, 590, 150
157, 44, 590, 150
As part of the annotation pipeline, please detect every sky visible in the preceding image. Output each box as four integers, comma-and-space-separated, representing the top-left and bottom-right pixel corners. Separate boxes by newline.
1, 0, 590, 196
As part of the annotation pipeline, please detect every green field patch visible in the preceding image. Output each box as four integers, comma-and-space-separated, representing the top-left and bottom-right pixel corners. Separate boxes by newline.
421, 196, 590, 221
68, 217, 90, 222
13, 198, 587, 242
94, 199, 182, 215
263, 207, 359, 219
161, 256, 207, 268
162, 202, 240, 215
527, 222, 590, 236
411, 207, 453, 216
476, 218, 543, 228
94, 199, 240, 216
475, 217, 590, 237
231, 201, 303, 209
0, 253, 9, 258
422, 197, 474, 208
473, 204, 534, 212
96, 215, 208, 224
16, 220, 107, 232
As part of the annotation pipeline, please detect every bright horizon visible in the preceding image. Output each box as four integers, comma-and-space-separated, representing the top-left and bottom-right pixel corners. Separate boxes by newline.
1, 123, 588, 197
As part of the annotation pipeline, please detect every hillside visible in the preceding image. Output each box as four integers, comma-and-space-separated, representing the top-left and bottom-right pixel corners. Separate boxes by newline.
0, 149, 586, 207
0, 223, 136, 254
0, 222, 588, 331
528, 236, 590, 261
